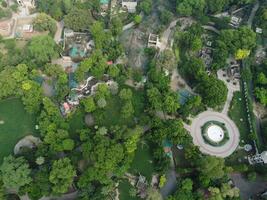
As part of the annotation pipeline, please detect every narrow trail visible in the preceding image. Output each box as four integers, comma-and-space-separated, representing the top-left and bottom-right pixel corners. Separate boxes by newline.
54, 20, 64, 44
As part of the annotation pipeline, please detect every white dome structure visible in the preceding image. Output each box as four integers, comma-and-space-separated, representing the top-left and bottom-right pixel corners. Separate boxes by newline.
207, 125, 224, 142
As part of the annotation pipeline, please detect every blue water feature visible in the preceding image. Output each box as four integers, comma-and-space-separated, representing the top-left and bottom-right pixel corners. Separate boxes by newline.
178, 89, 192, 105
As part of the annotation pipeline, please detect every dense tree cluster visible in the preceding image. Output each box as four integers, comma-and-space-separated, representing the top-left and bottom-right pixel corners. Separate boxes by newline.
175, 0, 255, 16
33, 13, 57, 35
64, 8, 94, 31
27, 35, 59, 66
0, 0, 261, 199
254, 59, 267, 106
0, 64, 43, 113
146, 62, 180, 114
212, 26, 256, 69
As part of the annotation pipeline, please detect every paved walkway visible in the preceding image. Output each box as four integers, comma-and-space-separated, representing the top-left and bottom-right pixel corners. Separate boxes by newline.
247, 0, 259, 27
122, 21, 135, 31
159, 17, 194, 52
170, 68, 194, 93
188, 111, 240, 157
202, 25, 220, 34
217, 69, 240, 115
160, 156, 177, 198
231, 173, 267, 199
184, 70, 241, 157
159, 19, 178, 51
54, 20, 64, 44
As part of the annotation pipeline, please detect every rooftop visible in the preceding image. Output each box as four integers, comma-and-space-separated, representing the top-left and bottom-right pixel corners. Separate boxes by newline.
100, 0, 109, 4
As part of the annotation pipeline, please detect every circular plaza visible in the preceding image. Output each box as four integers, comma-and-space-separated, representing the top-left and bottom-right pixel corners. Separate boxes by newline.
189, 111, 240, 157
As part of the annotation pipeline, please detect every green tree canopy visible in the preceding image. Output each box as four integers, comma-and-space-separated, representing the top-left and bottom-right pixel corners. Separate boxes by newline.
139, 0, 152, 15
197, 156, 228, 187
196, 75, 228, 108
75, 50, 107, 81
64, 8, 93, 31
168, 178, 195, 200
110, 17, 123, 36
255, 87, 267, 106
33, 13, 57, 35
49, 158, 76, 194
176, 0, 206, 16
27, 35, 58, 66
0, 156, 32, 191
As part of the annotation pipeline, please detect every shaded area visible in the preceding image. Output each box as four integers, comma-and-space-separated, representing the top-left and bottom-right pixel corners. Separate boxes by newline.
68, 108, 86, 137
160, 167, 177, 198
129, 143, 155, 181
231, 173, 267, 199
118, 180, 140, 200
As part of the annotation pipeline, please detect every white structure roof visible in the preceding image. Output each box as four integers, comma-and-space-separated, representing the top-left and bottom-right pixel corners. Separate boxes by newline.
261, 151, 267, 164
256, 27, 263, 34
207, 125, 224, 142
122, 0, 137, 13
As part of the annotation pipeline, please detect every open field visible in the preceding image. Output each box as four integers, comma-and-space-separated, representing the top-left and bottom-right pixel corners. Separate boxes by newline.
119, 142, 154, 200
0, 98, 37, 162
129, 142, 155, 181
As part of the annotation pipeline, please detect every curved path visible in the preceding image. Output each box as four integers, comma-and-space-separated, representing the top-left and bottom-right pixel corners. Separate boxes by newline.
202, 25, 220, 34
188, 111, 240, 158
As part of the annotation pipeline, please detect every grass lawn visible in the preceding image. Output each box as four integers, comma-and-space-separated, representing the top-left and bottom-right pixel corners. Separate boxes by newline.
93, 88, 145, 128
228, 92, 250, 143
0, 98, 37, 162
119, 143, 155, 199
129, 142, 155, 181
118, 180, 141, 200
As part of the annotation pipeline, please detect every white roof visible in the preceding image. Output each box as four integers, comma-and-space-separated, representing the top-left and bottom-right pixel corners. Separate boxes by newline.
256, 27, 262, 34
207, 125, 224, 142
261, 151, 267, 163
22, 24, 32, 31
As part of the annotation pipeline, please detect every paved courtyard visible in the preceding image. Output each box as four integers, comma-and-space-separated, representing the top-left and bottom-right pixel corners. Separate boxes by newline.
186, 111, 240, 157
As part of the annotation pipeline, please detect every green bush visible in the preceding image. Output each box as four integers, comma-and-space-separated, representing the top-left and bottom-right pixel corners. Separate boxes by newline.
247, 172, 257, 181
0, 7, 11, 19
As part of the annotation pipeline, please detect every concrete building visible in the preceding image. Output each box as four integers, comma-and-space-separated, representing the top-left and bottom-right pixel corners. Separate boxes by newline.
122, 0, 137, 13
148, 33, 160, 48
0, 20, 13, 37
230, 16, 242, 28
248, 151, 267, 165
17, 0, 35, 7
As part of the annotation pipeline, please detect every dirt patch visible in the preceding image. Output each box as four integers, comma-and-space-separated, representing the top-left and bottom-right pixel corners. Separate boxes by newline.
120, 28, 148, 68
253, 102, 267, 119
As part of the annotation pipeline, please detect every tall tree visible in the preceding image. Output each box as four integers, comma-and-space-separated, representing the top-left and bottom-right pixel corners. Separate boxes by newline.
21, 80, 43, 113
110, 17, 123, 36
197, 156, 228, 187
27, 35, 58, 66
64, 8, 93, 31
33, 13, 57, 35
196, 75, 227, 108
0, 156, 32, 191
176, 0, 206, 16
90, 22, 107, 49
49, 158, 76, 194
